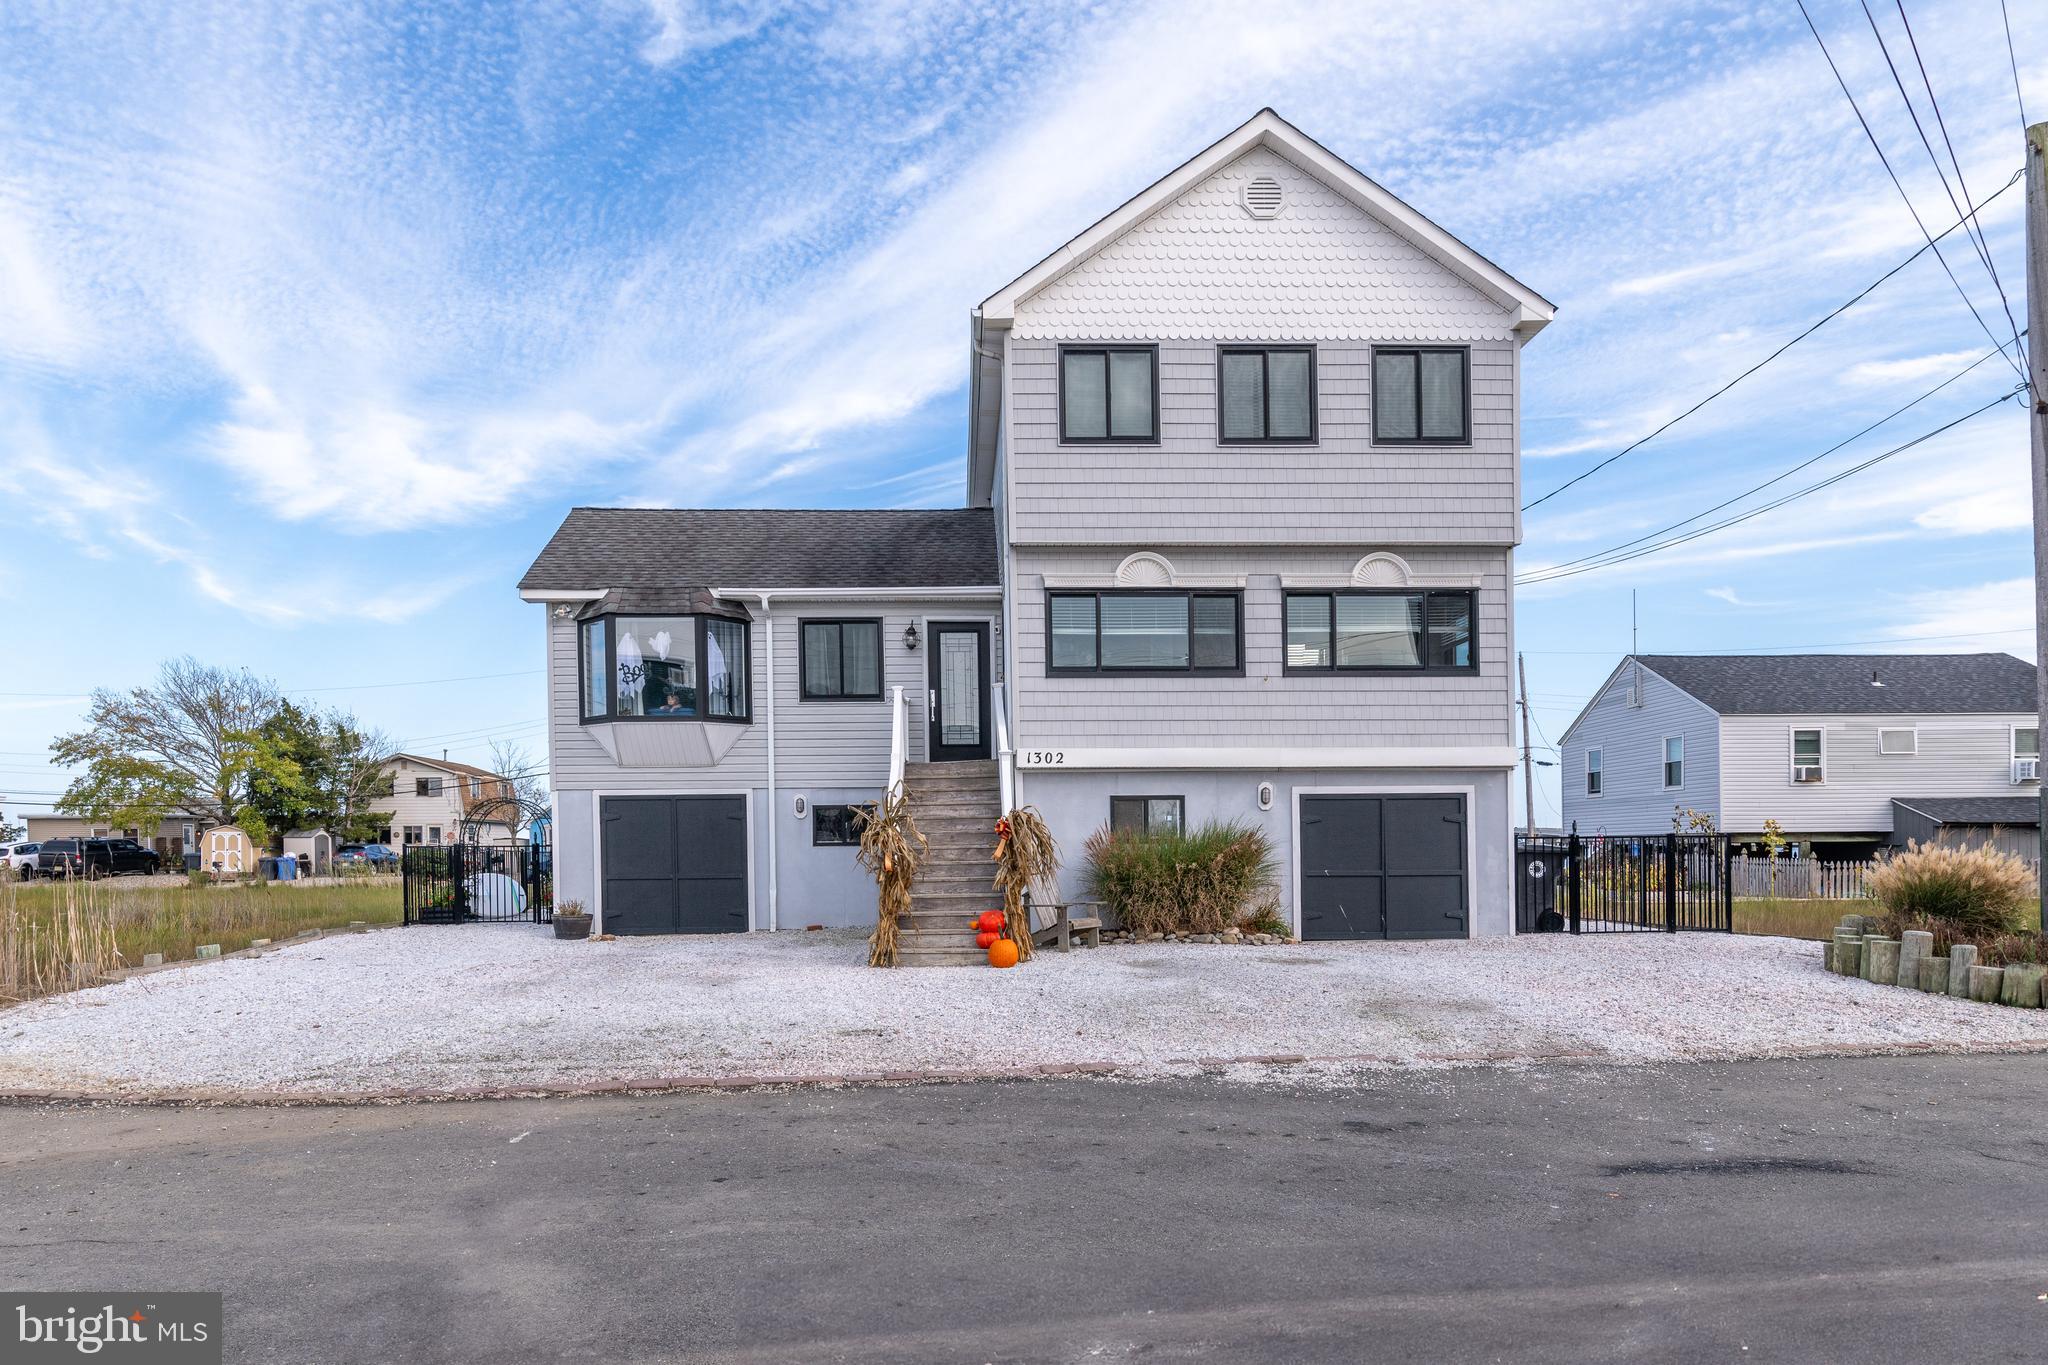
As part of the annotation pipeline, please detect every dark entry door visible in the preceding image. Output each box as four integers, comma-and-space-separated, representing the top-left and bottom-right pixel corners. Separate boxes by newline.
601, 795, 749, 934
926, 621, 991, 762
1300, 794, 1467, 940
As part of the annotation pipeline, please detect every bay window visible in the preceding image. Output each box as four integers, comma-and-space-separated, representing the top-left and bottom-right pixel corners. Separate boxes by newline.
580, 613, 750, 722
1284, 590, 1475, 672
1046, 590, 1241, 674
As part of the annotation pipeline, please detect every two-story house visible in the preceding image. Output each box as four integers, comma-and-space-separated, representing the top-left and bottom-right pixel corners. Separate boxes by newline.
519, 109, 1553, 945
375, 753, 518, 849
1558, 653, 2041, 856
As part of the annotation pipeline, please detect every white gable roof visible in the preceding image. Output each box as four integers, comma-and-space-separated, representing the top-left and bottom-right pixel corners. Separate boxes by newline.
977, 108, 1554, 334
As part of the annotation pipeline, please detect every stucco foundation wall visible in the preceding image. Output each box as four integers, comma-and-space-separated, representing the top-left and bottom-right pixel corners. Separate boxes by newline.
1016, 766, 1513, 937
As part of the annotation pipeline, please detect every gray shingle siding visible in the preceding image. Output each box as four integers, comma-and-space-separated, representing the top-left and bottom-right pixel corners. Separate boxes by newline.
1559, 663, 1722, 833
1004, 339, 1519, 545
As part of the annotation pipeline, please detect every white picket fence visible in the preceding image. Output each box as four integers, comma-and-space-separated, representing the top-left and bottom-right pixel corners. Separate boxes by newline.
1729, 856, 1876, 900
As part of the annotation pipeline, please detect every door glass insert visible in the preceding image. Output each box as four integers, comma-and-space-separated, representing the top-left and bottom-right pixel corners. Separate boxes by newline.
939, 630, 981, 746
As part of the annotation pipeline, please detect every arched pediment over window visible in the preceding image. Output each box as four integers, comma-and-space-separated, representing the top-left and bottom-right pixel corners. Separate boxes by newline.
1115, 551, 1176, 587
1350, 552, 1413, 588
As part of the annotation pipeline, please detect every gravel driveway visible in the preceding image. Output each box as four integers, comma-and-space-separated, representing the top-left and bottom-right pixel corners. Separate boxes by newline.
3, 928, 2044, 1097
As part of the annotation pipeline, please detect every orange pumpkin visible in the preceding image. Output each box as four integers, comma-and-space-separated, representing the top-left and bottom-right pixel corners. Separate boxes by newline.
975, 910, 1006, 933
976, 930, 999, 949
987, 937, 1020, 969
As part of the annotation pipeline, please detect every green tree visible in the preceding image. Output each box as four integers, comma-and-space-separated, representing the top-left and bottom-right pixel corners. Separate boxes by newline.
245, 703, 396, 846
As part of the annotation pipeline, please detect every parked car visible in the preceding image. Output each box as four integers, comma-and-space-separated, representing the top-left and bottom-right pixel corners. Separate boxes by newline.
3, 842, 39, 879
33, 837, 162, 879
335, 843, 399, 868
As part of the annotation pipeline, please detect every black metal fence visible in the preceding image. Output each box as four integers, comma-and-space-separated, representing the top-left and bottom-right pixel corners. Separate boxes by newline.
403, 841, 554, 925
1515, 831, 1732, 935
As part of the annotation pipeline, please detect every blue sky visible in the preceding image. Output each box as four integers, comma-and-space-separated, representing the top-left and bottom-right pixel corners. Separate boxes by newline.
0, 0, 2042, 829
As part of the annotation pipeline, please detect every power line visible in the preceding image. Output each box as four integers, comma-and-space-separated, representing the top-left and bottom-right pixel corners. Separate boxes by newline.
1999, 0, 2029, 133
1520, 167, 2023, 512
1524, 341, 2011, 580
1796, 0, 2029, 384
1518, 389, 2021, 585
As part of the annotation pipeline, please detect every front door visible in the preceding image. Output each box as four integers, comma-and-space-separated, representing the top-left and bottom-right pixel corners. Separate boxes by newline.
926, 621, 992, 762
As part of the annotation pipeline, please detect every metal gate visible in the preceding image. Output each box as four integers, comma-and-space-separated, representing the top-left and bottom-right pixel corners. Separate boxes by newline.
1515, 830, 1732, 935
403, 796, 554, 925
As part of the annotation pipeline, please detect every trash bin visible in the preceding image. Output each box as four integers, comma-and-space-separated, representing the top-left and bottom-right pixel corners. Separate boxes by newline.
279, 854, 298, 881
258, 856, 279, 881
183, 852, 201, 872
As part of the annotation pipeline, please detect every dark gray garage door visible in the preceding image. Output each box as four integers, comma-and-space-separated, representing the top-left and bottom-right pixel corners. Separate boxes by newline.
600, 796, 749, 935
1299, 794, 1467, 940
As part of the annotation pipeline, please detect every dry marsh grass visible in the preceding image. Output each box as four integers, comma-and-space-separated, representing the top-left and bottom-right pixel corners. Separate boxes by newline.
1732, 897, 1871, 942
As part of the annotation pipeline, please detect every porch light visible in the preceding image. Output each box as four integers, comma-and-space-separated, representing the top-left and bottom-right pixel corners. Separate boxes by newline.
903, 623, 921, 652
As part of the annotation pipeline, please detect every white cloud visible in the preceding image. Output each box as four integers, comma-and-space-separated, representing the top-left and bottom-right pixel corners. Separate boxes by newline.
1847, 350, 1985, 385
1882, 578, 2036, 655
637, 0, 787, 65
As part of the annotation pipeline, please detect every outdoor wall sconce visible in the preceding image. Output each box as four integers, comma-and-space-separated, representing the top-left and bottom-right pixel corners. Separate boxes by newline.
793, 795, 808, 819
903, 623, 921, 652
1256, 781, 1275, 812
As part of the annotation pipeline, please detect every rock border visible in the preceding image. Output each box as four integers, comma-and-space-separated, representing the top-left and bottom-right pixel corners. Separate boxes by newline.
5, 1036, 2047, 1109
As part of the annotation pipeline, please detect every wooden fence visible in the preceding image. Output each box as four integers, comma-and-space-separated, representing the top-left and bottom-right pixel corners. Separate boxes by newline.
1731, 852, 2038, 900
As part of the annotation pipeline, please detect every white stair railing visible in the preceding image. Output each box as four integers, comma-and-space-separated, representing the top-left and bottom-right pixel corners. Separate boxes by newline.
886, 685, 908, 801
992, 680, 1016, 815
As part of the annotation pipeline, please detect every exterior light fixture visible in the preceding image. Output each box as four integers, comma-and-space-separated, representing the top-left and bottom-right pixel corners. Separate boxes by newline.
903, 623, 921, 652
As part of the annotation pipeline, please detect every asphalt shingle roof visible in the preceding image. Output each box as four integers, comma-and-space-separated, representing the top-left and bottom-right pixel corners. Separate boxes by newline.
519, 508, 999, 592
1634, 653, 2038, 715
1891, 796, 2040, 826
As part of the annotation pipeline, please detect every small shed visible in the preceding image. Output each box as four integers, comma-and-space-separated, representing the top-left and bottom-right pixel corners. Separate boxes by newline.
200, 826, 257, 877
1889, 798, 2039, 860
283, 830, 334, 877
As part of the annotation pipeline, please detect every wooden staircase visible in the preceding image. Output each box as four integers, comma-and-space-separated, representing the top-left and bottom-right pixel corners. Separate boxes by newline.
897, 759, 1003, 967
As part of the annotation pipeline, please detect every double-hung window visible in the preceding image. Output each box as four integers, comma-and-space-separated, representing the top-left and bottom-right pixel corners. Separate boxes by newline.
1110, 796, 1185, 837
1662, 736, 1685, 789
1060, 346, 1157, 442
1372, 346, 1469, 443
1047, 591, 1240, 673
1218, 346, 1315, 443
1791, 728, 1824, 783
580, 613, 751, 721
800, 620, 883, 700
1586, 748, 1603, 796
2014, 727, 2039, 783
1283, 590, 1475, 671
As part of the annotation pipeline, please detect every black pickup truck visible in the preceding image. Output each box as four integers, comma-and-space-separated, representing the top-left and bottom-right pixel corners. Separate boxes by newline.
33, 837, 162, 879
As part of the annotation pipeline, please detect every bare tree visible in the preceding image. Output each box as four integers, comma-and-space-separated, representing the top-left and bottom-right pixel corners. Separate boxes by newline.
486, 738, 549, 817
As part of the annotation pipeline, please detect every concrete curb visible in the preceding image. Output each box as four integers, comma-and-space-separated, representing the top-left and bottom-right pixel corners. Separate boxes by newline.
5, 1036, 2047, 1109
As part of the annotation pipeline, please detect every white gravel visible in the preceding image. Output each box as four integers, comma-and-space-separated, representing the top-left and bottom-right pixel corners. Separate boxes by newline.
2, 928, 2044, 1096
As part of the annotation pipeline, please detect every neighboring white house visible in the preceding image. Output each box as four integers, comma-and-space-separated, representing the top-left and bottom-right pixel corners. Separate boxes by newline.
1559, 653, 2040, 855
375, 754, 518, 849
519, 109, 1554, 945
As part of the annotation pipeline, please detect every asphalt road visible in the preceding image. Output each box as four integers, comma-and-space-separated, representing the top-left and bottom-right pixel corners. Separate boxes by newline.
3, 1055, 2045, 1363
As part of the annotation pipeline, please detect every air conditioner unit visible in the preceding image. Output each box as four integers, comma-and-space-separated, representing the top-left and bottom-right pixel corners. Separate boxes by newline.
1792, 765, 1824, 784
2013, 758, 2039, 784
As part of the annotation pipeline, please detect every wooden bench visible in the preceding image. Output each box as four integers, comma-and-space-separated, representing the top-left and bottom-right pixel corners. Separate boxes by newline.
1027, 891, 1103, 952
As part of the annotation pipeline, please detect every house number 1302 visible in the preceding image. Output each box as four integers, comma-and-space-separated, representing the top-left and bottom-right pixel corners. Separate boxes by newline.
1021, 750, 1066, 767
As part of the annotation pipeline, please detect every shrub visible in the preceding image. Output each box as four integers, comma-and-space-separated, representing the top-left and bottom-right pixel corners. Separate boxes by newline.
1866, 841, 2034, 939
1237, 899, 1289, 939
1083, 821, 1276, 936
1981, 932, 2046, 968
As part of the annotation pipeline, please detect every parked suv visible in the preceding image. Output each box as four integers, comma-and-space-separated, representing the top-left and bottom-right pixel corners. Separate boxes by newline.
33, 837, 162, 879
3, 842, 39, 879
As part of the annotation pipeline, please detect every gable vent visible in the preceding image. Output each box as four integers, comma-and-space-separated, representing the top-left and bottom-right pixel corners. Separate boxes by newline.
1241, 175, 1284, 219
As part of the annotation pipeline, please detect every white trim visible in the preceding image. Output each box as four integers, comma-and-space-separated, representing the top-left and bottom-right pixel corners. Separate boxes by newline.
590, 789, 757, 935
1876, 726, 1918, 756
1787, 724, 1826, 785
710, 585, 1000, 600
519, 588, 609, 603
978, 109, 1553, 331
1661, 734, 1685, 791
1289, 784, 1480, 941
1014, 746, 1518, 770
1278, 572, 1481, 590
1114, 551, 1175, 587
1041, 573, 1248, 590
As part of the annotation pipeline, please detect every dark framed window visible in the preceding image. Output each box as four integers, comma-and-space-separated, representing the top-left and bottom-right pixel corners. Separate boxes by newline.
579, 613, 751, 723
1110, 796, 1184, 837
1283, 590, 1476, 673
1046, 590, 1241, 675
800, 619, 883, 700
414, 777, 442, 797
1059, 345, 1158, 443
1218, 346, 1315, 443
1372, 346, 1469, 444
812, 803, 872, 847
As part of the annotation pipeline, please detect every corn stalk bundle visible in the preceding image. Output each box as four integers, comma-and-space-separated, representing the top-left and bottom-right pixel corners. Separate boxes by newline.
991, 806, 1059, 963
856, 790, 927, 968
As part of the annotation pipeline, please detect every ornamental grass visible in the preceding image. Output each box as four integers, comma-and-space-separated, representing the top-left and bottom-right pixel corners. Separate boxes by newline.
856, 790, 925, 968
1083, 820, 1277, 937
1867, 839, 2035, 940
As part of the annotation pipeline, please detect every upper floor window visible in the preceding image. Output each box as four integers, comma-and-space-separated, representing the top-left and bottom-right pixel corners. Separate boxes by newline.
1585, 748, 1603, 796
2014, 727, 2039, 783
415, 777, 442, 797
1791, 728, 1824, 783
1060, 346, 1157, 443
1662, 736, 1685, 789
800, 620, 883, 700
1372, 346, 1468, 444
1048, 591, 1240, 674
1218, 346, 1315, 443
580, 613, 750, 722
1283, 590, 1475, 672
1877, 727, 1916, 756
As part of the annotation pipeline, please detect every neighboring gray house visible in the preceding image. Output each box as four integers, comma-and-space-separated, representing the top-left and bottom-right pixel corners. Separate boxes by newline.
519, 109, 1554, 948
1558, 653, 2041, 855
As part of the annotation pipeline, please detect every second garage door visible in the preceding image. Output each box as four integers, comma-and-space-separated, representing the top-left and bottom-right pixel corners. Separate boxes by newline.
1299, 794, 1467, 940
600, 796, 749, 935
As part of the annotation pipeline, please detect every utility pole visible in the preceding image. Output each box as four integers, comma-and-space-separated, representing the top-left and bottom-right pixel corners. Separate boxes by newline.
1518, 651, 1537, 838
2028, 122, 2048, 932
